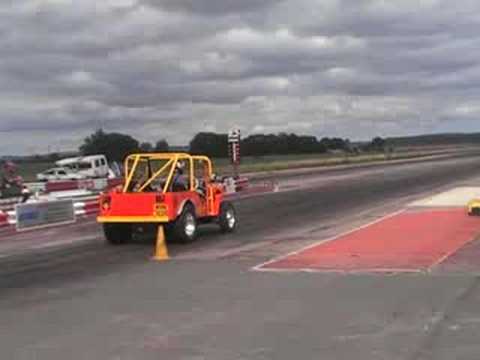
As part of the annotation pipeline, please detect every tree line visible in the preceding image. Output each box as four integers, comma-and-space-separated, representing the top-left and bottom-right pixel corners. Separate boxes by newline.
80, 129, 170, 162
78, 129, 388, 162
189, 132, 352, 157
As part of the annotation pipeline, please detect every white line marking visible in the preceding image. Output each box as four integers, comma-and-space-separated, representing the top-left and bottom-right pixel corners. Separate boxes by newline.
253, 267, 424, 274
428, 232, 478, 271
251, 209, 406, 272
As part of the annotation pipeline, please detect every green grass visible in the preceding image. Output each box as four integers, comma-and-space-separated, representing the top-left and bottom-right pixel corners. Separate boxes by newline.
16, 161, 54, 182
214, 149, 461, 175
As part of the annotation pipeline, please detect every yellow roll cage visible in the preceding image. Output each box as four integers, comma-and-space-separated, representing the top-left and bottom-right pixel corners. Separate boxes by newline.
123, 153, 213, 194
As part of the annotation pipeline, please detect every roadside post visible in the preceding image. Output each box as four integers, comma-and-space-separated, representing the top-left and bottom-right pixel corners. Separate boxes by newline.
153, 225, 169, 261
228, 128, 241, 178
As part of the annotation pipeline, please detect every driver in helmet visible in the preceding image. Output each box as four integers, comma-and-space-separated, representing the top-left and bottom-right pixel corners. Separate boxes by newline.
171, 160, 188, 192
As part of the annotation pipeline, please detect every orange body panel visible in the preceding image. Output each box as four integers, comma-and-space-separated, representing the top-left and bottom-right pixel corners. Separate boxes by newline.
98, 185, 224, 223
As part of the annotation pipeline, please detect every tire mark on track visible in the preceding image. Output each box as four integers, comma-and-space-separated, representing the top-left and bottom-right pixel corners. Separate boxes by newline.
0, 242, 151, 291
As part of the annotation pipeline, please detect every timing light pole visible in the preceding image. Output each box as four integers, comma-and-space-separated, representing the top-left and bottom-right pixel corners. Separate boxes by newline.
228, 128, 241, 178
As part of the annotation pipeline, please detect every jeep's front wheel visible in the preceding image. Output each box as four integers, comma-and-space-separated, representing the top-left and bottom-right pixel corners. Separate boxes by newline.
218, 202, 237, 233
173, 205, 197, 243
103, 223, 132, 245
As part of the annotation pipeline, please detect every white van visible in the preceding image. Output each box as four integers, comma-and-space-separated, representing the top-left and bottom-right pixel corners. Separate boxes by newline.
56, 155, 109, 178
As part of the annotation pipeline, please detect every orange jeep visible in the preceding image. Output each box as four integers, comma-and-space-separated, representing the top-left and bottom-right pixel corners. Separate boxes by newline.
97, 153, 237, 244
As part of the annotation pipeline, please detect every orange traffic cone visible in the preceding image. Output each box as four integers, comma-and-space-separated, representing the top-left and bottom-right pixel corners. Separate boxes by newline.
153, 225, 169, 261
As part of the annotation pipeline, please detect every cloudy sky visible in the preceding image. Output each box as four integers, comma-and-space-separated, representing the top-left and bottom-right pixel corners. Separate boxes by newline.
1, 0, 480, 155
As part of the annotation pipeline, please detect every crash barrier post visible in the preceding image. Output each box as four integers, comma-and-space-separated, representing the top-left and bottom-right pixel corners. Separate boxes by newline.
153, 225, 169, 261
0, 210, 7, 227
15, 199, 76, 232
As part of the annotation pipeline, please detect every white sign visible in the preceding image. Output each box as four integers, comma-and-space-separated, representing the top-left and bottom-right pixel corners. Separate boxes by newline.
228, 129, 241, 143
16, 199, 76, 231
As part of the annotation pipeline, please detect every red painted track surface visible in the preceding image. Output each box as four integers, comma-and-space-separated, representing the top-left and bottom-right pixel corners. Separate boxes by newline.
262, 209, 480, 272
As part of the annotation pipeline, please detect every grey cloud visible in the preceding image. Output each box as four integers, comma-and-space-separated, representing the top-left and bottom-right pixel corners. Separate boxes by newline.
2, 0, 480, 155
144, 0, 284, 15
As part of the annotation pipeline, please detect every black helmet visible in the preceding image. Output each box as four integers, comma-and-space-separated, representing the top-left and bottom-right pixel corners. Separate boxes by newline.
175, 160, 185, 174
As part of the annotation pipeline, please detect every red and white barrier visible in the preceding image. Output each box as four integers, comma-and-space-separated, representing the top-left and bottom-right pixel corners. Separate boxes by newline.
235, 177, 250, 191
107, 178, 123, 189
45, 181, 81, 193
43, 178, 122, 193
222, 177, 251, 194
0, 197, 21, 212
0, 210, 8, 228
74, 199, 99, 216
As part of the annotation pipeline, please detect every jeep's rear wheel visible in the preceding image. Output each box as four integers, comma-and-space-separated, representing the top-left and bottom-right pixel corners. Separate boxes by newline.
173, 204, 197, 243
218, 202, 237, 233
103, 223, 132, 245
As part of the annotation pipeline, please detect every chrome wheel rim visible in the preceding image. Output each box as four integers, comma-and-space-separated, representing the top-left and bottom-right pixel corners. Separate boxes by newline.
185, 213, 196, 237
226, 209, 236, 228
